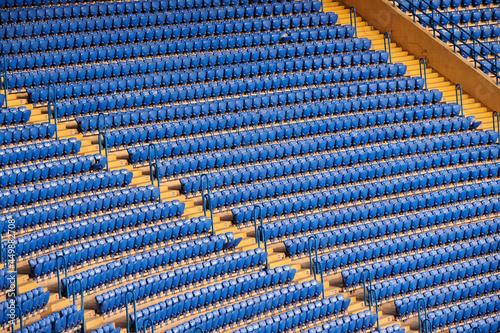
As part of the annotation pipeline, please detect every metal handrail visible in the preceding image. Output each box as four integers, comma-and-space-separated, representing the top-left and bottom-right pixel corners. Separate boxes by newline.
203, 193, 215, 234
47, 84, 59, 140
384, 32, 392, 63
368, 288, 380, 331
455, 84, 463, 117
142, 318, 155, 333
253, 204, 264, 247
148, 143, 162, 203
419, 58, 428, 90
257, 225, 269, 270
69, 278, 86, 333
314, 260, 325, 299
56, 255, 69, 299
200, 173, 211, 217
349, 7, 358, 38
493, 111, 499, 143
417, 298, 428, 333
1, 56, 7, 108
307, 235, 319, 276
362, 268, 372, 306
393, 0, 500, 85
97, 112, 110, 171
125, 290, 138, 333
200, 174, 215, 234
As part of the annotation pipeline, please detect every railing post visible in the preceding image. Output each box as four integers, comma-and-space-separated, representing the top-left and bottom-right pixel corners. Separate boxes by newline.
362, 268, 372, 306
493, 111, 499, 143
148, 143, 162, 203
314, 260, 325, 300
70, 278, 85, 333
417, 298, 428, 333
56, 255, 69, 299
430, 6, 436, 37
97, 112, 110, 171
349, 7, 358, 38
125, 290, 138, 333
384, 32, 392, 63
203, 193, 214, 234
200, 173, 211, 217
253, 205, 264, 247
419, 58, 428, 90
1, 56, 7, 109
421, 318, 433, 333
455, 84, 463, 117
307, 235, 319, 277
200, 174, 215, 234
10, 305, 22, 333
257, 226, 269, 271
142, 318, 155, 333
368, 288, 380, 331
47, 84, 59, 140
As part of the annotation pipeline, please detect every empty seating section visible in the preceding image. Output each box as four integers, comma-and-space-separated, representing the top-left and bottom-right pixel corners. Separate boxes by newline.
425, 294, 500, 329
1, 0, 500, 332
12, 202, 196, 258
288, 219, 500, 257
273, 310, 378, 333
0, 137, 82, 167
95, 248, 272, 314
29, 210, 219, 278
372, 325, 405, 333
89, 323, 121, 333
0, 287, 49, 325
0, 169, 133, 209
160, 280, 326, 333
0, 268, 12, 291
0, 0, 321, 23
0, 153, 106, 188
395, 272, 500, 316
395, 0, 500, 75
181, 142, 498, 194
0, 106, 30, 125
129, 266, 300, 329
450, 315, 500, 333
13, 305, 83, 333
225, 293, 355, 333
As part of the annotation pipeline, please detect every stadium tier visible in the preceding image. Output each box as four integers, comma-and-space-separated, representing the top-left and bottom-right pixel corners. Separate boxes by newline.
0, 0, 499, 333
